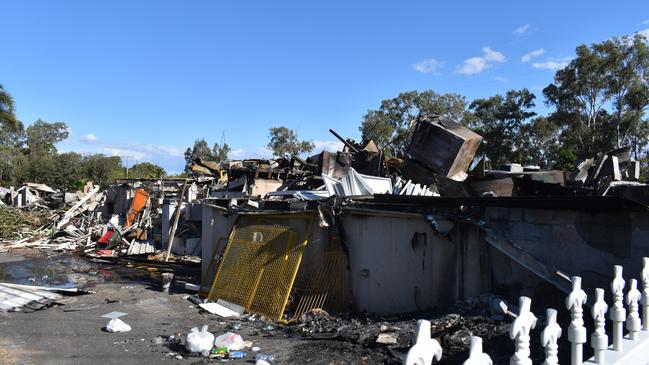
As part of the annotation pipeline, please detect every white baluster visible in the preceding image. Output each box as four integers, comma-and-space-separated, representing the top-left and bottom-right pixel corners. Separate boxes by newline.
566, 276, 588, 365
509, 296, 537, 365
404, 319, 442, 365
610, 265, 626, 351
540, 308, 561, 365
591, 288, 608, 364
463, 336, 492, 365
641, 257, 649, 330
626, 278, 642, 341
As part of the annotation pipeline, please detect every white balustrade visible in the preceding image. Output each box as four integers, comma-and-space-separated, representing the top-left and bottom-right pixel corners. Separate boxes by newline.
404, 257, 649, 365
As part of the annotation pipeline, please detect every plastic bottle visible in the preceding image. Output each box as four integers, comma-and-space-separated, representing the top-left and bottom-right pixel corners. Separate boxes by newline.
229, 351, 246, 359
255, 353, 275, 363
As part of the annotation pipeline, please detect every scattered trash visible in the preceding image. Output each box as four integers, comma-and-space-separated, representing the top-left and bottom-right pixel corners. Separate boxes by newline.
254, 353, 275, 363
185, 325, 215, 353
213, 332, 246, 351
376, 332, 398, 345
229, 351, 247, 359
101, 311, 128, 319
105, 318, 132, 333
161, 273, 174, 293
198, 302, 240, 318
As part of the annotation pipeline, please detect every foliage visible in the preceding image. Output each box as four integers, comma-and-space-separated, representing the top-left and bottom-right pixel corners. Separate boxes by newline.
26, 119, 69, 158
267, 127, 314, 157
129, 162, 166, 179
543, 34, 649, 161
82, 154, 124, 188
468, 89, 537, 166
0, 205, 49, 239
359, 91, 468, 152
184, 138, 231, 172
0, 85, 20, 131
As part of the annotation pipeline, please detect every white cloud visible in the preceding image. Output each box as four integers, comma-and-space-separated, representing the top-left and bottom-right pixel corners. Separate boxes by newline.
638, 28, 649, 39
513, 24, 531, 35
101, 147, 146, 161
413, 58, 444, 74
492, 76, 508, 83
532, 57, 572, 71
81, 133, 98, 143
312, 140, 345, 153
482, 47, 505, 62
642, 19, 649, 25
521, 48, 546, 62
456, 47, 506, 75
229, 148, 245, 158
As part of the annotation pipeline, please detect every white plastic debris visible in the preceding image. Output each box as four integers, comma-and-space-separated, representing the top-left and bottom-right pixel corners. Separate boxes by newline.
185, 325, 215, 353
214, 332, 245, 351
199, 302, 240, 318
106, 318, 132, 333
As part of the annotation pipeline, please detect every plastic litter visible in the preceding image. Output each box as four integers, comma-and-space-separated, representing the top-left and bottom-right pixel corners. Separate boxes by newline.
214, 332, 245, 351
229, 351, 246, 359
105, 318, 132, 333
256, 361, 272, 365
185, 325, 215, 353
255, 353, 275, 363
211, 346, 228, 359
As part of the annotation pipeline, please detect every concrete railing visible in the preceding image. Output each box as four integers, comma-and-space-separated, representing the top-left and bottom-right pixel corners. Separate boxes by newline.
404, 257, 649, 365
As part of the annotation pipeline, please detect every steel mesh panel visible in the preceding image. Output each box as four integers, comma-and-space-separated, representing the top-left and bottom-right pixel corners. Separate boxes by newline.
208, 218, 312, 321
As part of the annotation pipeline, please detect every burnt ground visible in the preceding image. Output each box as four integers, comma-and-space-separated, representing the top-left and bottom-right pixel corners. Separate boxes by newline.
0, 249, 575, 365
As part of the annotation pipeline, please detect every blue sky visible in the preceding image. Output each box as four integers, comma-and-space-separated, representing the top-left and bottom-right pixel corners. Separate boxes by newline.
2, 1, 648, 173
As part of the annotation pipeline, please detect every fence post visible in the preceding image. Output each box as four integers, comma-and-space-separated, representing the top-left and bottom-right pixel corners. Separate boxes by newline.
591, 288, 608, 364
566, 276, 587, 365
641, 257, 649, 330
541, 308, 561, 365
509, 296, 537, 365
610, 265, 626, 351
463, 336, 492, 365
626, 278, 642, 341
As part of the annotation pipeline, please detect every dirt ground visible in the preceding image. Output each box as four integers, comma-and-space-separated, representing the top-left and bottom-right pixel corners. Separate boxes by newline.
0, 249, 563, 365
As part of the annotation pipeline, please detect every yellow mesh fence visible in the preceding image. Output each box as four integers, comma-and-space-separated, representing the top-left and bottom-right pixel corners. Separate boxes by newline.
292, 240, 349, 319
207, 214, 314, 322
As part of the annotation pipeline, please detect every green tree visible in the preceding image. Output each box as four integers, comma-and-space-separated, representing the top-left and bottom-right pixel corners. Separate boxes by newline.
359, 90, 468, 151
212, 142, 231, 164
82, 154, 123, 187
129, 162, 166, 179
0, 85, 19, 131
25, 119, 69, 158
184, 139, 215, 166
468, 89, 537, 166
267, 127, 314, 157
51, 152, 83, 190
518, 116, 561, 168
543, 33, 649, 161
0, 145, 28, 186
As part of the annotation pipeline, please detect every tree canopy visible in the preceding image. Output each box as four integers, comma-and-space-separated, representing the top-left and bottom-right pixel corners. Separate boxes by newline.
0, 85, 19, 131
267, 127, 314, 157
184, 137, 231, 172
359, 91, 468, 152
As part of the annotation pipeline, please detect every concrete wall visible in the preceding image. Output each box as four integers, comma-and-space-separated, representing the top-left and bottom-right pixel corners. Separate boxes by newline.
486, 207, 649, 296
